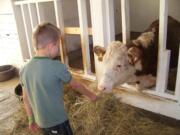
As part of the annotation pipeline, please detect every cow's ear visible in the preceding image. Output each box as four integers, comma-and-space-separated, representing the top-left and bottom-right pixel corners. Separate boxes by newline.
127, 47, 142, 65
93, 46, 106, 61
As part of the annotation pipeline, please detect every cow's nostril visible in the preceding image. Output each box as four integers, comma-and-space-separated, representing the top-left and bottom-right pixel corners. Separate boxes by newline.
98, 85, 106, 91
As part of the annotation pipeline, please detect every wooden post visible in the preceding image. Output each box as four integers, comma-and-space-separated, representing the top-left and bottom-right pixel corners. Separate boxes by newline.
35, 2, 45, 23
77, 0, 91, 75
20, 4, 33, 57
105, 0, 115, 42
90, 0, 115, 81
175, 45, 180, 103
28, 3, 38, 30
11, 0, 30, 60
54, 0, 68, 65
156, 0, 170, 93
121, 0, 130, 43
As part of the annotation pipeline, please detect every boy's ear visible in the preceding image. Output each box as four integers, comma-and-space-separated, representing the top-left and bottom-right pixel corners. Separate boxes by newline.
93, 46, 106, 62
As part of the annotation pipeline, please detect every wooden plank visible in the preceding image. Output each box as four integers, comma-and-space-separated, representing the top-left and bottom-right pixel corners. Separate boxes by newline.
64, 27, 92, 35
105, 0, 115, 42
54, 0, 68, 64
144, 90, 177, 101
77, 0, 91, 74
70, 70, 96, 82
15, 0, 54, 5
20, 4, 33, 57
175, 45, 180, 103
155, 0, 170, 93
121, 0, 130, 44
90, 0, 115, 81
89, 0, 107, 47
115, 87, 180, 120
10, 0, 29, 60
35, 2, 45, 23
28, 3, 38, 29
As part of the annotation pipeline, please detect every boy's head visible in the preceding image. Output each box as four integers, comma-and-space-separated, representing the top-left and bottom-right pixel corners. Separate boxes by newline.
32, 23, 61, 58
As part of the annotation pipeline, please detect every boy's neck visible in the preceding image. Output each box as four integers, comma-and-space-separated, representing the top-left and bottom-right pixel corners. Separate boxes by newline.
35, 49, 49, 57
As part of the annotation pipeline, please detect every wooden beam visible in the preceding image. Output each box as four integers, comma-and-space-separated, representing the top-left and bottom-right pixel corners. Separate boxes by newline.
15, 0, 54, 5
175, 45, 180, 103
10, 0, 29, 60
90, 0, 114, 82
105, 0, 115, 42
64, 27, 92, 35
77, 0, 91, 75
35, 2, 45, 23
90, 0, 107, 47
121, 0, 130, 43
20, 4, 33, 57
28, 3, 38, 30
54, 0, 68, 64
156, 0, 170, 93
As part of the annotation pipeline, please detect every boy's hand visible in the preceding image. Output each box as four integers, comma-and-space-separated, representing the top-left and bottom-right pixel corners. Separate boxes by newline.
69, 78, 98, 101
89, 94, 98, 101
29, 122, 39, 133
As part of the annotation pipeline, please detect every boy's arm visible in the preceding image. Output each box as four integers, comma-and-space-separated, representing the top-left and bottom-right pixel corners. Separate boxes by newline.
23, 89, 34, 119
69, 78, 97, 101
23, 89, 39, 132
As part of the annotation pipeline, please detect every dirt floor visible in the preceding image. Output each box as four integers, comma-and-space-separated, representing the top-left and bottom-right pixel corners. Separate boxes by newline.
0, 77, 180, 135
0, 77, 20, 135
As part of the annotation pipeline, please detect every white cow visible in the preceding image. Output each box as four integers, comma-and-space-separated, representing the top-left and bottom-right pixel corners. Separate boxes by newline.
94, 16, 179, 92
94, 41, 156, 92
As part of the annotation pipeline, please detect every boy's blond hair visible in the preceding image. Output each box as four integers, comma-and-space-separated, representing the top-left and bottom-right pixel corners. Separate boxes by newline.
32, 23, 61, 50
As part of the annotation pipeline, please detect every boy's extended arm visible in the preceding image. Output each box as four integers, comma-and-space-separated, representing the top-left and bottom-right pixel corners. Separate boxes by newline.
69, 78, 97, 101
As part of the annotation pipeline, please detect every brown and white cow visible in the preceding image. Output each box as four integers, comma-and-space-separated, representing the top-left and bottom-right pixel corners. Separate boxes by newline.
94, 16, 180, 92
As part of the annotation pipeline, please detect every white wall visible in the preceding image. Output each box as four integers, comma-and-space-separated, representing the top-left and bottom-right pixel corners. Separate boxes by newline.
114, 0, 180, 34
0, 0, 23, 67
168, 0, 180, 22
0, 0, 13, 14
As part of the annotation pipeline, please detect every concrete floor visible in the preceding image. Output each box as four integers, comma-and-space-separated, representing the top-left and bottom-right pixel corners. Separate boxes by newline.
0, 77, 20, 135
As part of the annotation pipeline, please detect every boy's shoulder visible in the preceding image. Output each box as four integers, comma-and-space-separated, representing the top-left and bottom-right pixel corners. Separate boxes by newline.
19, 60, 30, 75
51, 59, 64, 66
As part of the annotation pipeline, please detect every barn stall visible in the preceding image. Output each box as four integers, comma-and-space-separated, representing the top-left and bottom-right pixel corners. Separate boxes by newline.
10, 0, 180, 121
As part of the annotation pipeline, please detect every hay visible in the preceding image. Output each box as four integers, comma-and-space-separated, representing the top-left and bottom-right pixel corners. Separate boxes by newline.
10, 103, 43, 135
11, 85, 180, 135
64, 86, 180, 135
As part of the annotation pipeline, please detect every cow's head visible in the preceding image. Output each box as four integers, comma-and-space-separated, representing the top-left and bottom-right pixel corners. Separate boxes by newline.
94, 41, 143, 92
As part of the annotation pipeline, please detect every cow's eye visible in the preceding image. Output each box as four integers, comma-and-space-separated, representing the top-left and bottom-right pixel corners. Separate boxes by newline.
117, 65, 122, 68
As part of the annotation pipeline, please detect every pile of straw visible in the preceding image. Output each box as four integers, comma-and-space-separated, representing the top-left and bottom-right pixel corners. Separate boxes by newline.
11, 85, 180, 135
64, 86, 180, 135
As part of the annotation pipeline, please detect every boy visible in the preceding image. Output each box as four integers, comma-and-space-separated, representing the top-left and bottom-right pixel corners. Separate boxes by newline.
20, 23, 97, 135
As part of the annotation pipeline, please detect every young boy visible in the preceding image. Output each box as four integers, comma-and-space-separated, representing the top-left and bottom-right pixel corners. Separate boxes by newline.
19, 23, 97, 135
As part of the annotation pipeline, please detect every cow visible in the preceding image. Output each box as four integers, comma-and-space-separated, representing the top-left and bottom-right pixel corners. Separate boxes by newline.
94, 16, 180, 92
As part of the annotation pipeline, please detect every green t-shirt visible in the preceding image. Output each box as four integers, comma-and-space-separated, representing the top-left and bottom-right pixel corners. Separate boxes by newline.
20, 57, 72, 128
